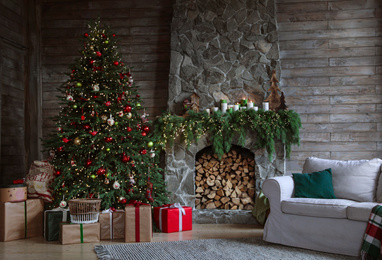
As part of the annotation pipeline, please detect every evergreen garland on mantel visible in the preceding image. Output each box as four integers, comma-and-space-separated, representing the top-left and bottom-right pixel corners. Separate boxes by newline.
153, 109, 302, 160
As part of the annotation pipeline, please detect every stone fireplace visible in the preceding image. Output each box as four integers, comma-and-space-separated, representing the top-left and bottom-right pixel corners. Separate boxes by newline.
165, 0, 283, 224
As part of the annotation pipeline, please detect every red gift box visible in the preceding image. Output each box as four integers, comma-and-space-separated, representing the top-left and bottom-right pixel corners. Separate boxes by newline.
154, 203, 192, 233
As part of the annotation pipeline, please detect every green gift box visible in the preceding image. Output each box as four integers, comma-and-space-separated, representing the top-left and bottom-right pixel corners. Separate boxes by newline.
44, 209, 70, 241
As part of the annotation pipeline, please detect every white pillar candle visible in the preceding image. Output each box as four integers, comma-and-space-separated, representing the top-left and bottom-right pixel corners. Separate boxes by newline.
254, 106, 259, 111
205, 108, 210, 115
262, 102, 269, 111
234, 104, 240, 111
247, 101, 254, 109
213, 107, 219, 112
221, 102, 227, 114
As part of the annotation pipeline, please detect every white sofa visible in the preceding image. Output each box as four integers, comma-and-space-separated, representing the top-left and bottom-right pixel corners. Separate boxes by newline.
262, 157, 382, 256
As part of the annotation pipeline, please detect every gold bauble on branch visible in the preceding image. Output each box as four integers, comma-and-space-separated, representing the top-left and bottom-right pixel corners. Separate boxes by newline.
73, 137, 81, 145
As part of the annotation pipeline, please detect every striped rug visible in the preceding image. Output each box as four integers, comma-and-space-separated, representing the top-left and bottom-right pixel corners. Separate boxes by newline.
94, 237, 357, 260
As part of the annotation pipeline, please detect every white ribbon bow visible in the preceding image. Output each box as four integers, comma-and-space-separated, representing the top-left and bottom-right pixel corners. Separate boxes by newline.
159, 203, 186, 231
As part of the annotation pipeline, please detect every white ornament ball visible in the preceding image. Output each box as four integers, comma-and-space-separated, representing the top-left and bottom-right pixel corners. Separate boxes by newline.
60, 201, 67, 208
129, 77, 134, 83
92, 84, 100, 91
126, 112, 132, 119
66, 95, 74, 101
107, 117, 115, 126
150, 152, 156, 158
113, 181, 120, 189
119, 196, 125, 202
117, 111, 124, 117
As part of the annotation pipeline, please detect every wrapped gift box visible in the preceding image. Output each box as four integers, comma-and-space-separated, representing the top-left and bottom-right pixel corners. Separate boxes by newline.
44, 209, 70, 241
0, 199, 44, 242
99, 209, 125, 240
154, 203, 192, 233
60, 222, 100, 245
0, 184, 27, 203
125, 202, 152, 243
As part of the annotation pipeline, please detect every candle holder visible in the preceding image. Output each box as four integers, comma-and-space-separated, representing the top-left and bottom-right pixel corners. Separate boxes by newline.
247, 101, 254, 109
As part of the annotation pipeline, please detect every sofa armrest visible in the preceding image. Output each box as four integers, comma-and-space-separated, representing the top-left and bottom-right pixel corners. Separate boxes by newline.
262, 176, 294, 211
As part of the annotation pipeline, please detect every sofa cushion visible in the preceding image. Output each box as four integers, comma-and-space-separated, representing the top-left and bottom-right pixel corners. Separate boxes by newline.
281, 198, 356, 218
303, 157, 382, 202
347, 202, 378, 222
293, 169, 336, 199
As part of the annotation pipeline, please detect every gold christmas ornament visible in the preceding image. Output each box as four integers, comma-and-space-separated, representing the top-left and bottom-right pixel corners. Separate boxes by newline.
126, 112, 132, 119
101, 114, 108, 122
73, 137, 81, 145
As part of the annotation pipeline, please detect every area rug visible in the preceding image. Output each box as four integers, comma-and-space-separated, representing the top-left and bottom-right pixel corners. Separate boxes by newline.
94, 237, 359, 260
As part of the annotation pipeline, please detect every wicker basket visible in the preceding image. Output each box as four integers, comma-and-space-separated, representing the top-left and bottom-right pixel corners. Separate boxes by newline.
68, 198, 101, 224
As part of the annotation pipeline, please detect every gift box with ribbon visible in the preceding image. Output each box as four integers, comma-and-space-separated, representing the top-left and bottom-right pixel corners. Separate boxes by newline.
125, 200, 152, 243
0, 199, 44, 242
153, 203, 192, 233
59, 222, 100, 245
99, 209, 125, 240
44, 208, 70, 241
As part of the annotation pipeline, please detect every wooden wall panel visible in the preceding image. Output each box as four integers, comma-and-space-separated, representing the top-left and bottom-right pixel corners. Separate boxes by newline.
0, 0, 29, 184
40, 0, 173, 138
277, 0, 382, 173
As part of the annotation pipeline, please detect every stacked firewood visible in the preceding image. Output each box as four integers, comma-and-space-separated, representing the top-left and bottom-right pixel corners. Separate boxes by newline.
195, 149, 256, 210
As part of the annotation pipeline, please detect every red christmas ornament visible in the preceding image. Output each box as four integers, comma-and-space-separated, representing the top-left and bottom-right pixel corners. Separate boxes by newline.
97, 167, 106, 175
55, 170, 62, 176
143, 126, 150, 132
83, 124, 91, 131
136, 94, 140, 98
140, 149, 147, 155
120, 199, 127, 204
96, 51, 102, 57
141, 131, 147, 137
81, 115, 85, 120
113, 61, 119, 66
112, 34, 116, 37
57, 146, 64, 152
84, 33, 89, 37
124, 105, 132, 113
105, 101, 111, 106
85, 159, 92, 167
70, 122, 77, 127
105, 137, 113, 143
121, 154, 130, 163
89, 131, 98, 136
62, 138, 70, 143
127, 127, 132, 132
102, 34, 106, 38
89, 60, 94, 65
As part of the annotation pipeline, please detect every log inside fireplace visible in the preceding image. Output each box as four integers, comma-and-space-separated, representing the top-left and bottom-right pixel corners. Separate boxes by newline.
195, 145, 256, 210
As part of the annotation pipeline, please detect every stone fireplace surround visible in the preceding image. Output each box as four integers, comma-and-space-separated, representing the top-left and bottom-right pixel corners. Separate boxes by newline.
164, 133, 285, 224
165, 0, 283, 224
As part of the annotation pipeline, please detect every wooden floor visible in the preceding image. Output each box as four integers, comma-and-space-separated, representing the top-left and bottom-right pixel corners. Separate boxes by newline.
0, 224, 263, 260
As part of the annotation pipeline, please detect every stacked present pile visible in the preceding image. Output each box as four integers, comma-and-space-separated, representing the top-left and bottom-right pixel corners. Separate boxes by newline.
0, 164, 193, 244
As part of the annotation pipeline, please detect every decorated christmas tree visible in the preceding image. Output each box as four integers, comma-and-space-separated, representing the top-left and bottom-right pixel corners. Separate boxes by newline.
43, 19, 169, 210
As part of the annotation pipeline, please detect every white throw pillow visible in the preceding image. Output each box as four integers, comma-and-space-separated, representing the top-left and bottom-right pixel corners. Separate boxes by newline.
302, 157, 382, 202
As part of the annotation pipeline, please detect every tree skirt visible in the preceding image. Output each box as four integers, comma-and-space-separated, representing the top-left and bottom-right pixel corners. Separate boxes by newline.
94, 237, 358, 260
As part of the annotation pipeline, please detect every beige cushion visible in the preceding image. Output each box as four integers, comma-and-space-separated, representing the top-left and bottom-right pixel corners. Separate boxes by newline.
347, 202, 378, 222
303, 157, 382, 202
281, 198, 355, 218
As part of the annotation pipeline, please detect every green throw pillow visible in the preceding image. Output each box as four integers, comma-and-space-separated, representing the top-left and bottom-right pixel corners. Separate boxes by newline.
292, 168, 336, 199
